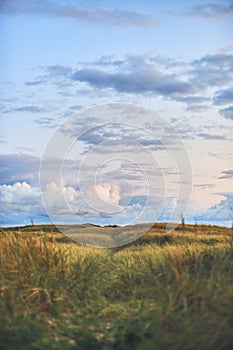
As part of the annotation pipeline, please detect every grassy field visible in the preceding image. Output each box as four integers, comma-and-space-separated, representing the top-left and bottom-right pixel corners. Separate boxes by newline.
0, 223, 233, 350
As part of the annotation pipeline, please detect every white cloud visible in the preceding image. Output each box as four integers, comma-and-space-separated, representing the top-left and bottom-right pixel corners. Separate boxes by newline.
190, 192, 233, 226
2, 179, 231, 228
95, 182, 121, 204
0, 181, 40, 205
43, 182, 81, 217
0, 182, 43, 226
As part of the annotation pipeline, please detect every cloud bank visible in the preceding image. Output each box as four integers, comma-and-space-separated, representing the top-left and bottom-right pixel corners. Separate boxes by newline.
24, 52, 233, 112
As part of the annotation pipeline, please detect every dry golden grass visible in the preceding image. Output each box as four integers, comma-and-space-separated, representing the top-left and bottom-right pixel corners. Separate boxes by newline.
0, 223, 232, 349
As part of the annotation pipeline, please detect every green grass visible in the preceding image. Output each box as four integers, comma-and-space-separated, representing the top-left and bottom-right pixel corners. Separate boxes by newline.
0, 224, 233, 349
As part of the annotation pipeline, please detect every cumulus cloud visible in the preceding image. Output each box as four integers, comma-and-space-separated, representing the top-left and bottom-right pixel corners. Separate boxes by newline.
0, 0, 157, 28
0, 181, 46, 226
41, 179, 147, 225
0, 153, 151, 225
0, 182, 39, 205
44, 182, 80, 215
0, 148, 191, 227
194, 193, 233, 225
95, 182, 121, 205
1, 179, 231, 227
0, 180, 90, 226
0, 180, 91, 226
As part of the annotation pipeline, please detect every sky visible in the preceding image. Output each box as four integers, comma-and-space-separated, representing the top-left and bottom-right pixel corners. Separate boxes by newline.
0, 0, 233, 227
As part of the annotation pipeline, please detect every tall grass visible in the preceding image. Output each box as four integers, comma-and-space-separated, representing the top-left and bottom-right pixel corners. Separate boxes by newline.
0, 225, 232, 349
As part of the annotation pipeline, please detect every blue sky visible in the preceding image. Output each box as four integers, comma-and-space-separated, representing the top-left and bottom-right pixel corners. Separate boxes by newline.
0, 0, 233, 227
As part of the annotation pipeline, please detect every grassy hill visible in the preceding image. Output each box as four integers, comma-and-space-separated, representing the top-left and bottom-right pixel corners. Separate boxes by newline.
0, 223, 232, 349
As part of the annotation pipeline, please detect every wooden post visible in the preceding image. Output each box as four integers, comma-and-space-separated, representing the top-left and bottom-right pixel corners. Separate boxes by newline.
230, 206, 233, 231
181, 214, 185, 226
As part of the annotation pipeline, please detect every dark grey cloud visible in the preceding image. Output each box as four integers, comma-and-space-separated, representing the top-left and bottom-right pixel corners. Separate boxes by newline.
139, 139, 163, 147
93, 55, 127, 68
174, 95, 211, 113
184, 3, 233, 18
34, 117, 59, 128
23, 52, 233, 109
214, 87, 233, 105
219, 106, 233, 120
71, 68, 193, 98
12, 105, 47, 113
177, 95, 210, 104
218, 170, 233, 179
69, 53, 233, 103
197, 132, 226, 140
25, 79, 47, 86
0, 153, 40, 186
168, 119, 197, 140
194, 183, 214, 189
79, 132, 104, 146
0, 0, 157, 28
191, 53, 233, 88
92, 54, 185, 71
68, 105, 84, 112
67, 122, 173, 154
0, 153, 80, 188
194, 53, 233, 67
186, 104, 210, 113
